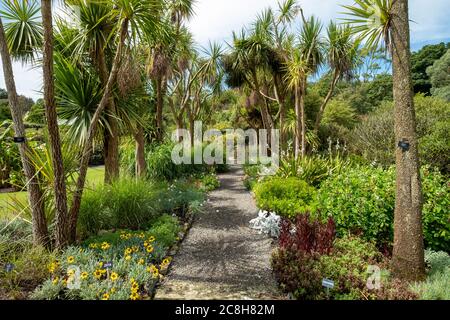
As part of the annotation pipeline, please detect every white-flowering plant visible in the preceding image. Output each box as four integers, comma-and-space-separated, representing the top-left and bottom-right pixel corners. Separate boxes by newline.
249, 210, 281, 238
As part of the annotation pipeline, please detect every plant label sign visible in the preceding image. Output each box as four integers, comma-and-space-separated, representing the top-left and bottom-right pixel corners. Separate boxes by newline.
104, 262, 113, 269
13, 137, 25, 144
5, 263, 14, 273
322, 279, 334, 289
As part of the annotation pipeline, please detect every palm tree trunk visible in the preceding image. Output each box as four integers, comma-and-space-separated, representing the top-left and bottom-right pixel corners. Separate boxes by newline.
155, 76, 164, 141
0, 17, 49, 247
391, 0, 425, 282
134, 126, 146, 178
314, 71, 340, 133
294, 85, 302, 159
68, 18, 129, 242
95, 46, 119, 184
41, 0, 69, 249
299, 82, 306, 158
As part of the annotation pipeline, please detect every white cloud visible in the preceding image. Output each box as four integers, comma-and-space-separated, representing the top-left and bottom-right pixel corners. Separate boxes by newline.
1, 0, 449, 100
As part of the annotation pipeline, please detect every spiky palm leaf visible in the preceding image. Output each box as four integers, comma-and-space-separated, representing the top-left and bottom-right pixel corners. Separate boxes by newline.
341, 0, 393, 52
0, 0, 42, 63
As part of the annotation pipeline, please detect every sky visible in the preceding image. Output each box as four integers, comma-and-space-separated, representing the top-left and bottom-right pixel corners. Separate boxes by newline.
1, 0, 450, 101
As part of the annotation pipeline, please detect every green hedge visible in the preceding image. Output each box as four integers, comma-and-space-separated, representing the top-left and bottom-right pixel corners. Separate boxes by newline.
254, 177, 317, 218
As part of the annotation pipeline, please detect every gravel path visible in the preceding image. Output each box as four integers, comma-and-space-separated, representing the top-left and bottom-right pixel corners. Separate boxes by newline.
155, 166, 282, 300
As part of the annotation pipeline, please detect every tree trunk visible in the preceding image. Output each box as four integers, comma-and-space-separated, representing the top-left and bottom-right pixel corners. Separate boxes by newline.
299, 82, 306, 158
134, 126, 146, 178
103, 119, 119, 184
95, 46, 119, 184
391, 0, 425, 282
41, 0, 69, 249
0, 17, 49, 247
314, 71, 340, 133
68, 19, 129, 243
294, 85, 302, 159
155, 76, 164, 142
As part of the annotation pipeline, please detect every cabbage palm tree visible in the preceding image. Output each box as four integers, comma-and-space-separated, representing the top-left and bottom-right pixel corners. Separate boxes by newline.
58, 0, 120, 183
68, 0, 164, 242
0, 0, 49, 246
313, 22, 357, 133
343, 0, 425, 281
285, 15, 324, 158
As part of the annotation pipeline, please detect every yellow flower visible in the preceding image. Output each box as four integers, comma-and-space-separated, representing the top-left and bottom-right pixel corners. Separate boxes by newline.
146, 245, 154, 253
100, 269, 107, 274
89, 243, 98, 249
132, 246, 139, 253
67, 256, 75, 264
81, 272, 89, 280
162, 258, 171, 266
148, 236, 156, 242
98, 261, 104, 268
101, 242, 111, 250
131, 280, 139, 292
138, 233, 145, 239
138, 259, 145, 265
101, 293, 110, 301
62, 279, 67, 287
111, 287, 117, 294
48, 261, 59, 273
124, 248, 133, 255
52, 277, 59, 285
79, 248, 84, 253
67, 269, 76, 277
125, 255, 132, 261
110, 272, 119, 281
130, 292, 140, 300
94, 270, 103, 279
146, 265, 158, 274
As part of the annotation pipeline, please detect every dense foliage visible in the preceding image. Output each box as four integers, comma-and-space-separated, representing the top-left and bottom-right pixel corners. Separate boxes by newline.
254, 177, 317, 219
316, 166, 450, 252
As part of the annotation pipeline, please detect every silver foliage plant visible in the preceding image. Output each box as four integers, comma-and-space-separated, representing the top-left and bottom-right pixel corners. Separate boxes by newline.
249, 210, 281, 238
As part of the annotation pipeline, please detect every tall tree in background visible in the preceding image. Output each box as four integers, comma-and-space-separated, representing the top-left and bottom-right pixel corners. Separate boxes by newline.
343, 0, 425, 281
41, 0, 69, 248
0, 1, 49, 246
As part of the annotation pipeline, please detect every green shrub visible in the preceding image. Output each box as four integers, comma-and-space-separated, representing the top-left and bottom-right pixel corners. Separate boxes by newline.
254, 177, 317, 218
199, 173, 220, 192
412, 250, 450, 300
316, 165, 450, 251
348, 95, 450, 173
147, 215, 180, 248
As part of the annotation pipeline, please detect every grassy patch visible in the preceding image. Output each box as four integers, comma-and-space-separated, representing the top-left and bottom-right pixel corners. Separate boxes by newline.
0, 166, 105, 219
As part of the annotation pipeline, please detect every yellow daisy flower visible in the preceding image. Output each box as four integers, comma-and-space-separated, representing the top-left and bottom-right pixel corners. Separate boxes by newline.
138, 258, 145, 265
148, 236, 156, 242
124, 248, 133, 255
52, 277, 59, 285
146, 245, 154, 253
130, 292, 140, 300
101, 242, 110, 250
81, 272, 89, 280
125, 255, 132, 261
94, 269, 103, 279
110, 272, 119, 281
67, 256, 75, 264
101, 293, 110, 301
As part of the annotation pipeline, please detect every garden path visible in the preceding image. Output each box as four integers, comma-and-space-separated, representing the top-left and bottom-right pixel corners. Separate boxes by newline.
155, 166, 282, 300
